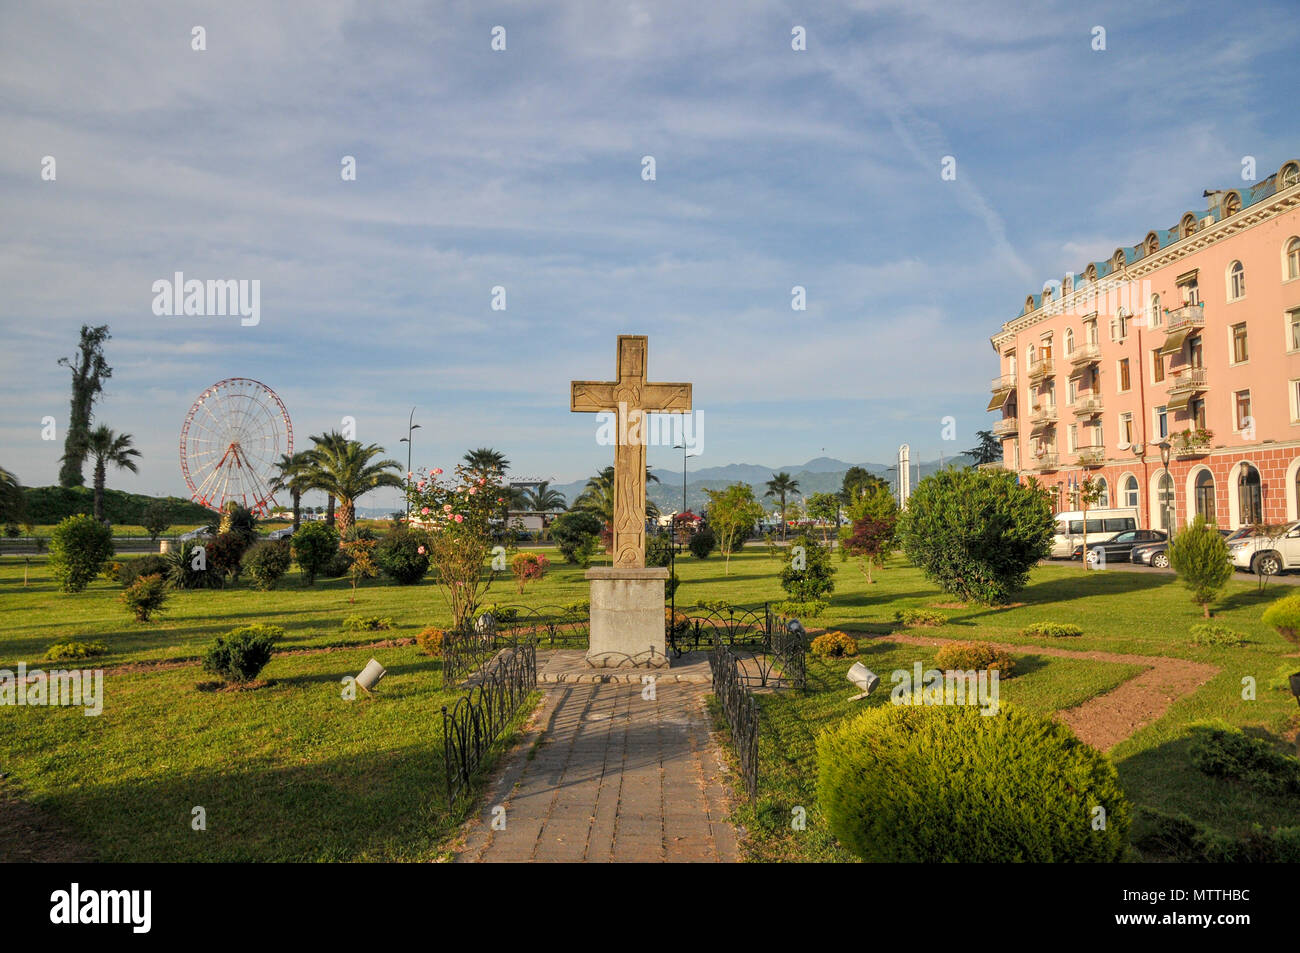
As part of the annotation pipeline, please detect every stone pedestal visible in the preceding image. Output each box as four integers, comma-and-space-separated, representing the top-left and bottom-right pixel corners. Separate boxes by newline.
584, 566, 670, 668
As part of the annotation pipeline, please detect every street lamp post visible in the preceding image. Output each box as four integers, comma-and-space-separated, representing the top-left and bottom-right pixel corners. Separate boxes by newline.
1158, 440, 1173, 531
398, 407, 421, 519
670, 441, 697, 624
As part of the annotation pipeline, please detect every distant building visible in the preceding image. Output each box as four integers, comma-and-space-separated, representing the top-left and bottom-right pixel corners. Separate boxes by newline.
989, 159, 1300, 529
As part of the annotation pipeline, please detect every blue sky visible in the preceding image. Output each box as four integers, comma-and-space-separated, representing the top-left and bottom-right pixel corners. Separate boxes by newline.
2, 0, 1297, 514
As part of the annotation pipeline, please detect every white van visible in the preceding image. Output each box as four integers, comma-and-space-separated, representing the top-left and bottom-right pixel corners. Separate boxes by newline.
1049, 508, 1140, 559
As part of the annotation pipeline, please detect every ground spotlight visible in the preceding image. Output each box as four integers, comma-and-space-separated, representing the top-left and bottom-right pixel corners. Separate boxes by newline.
786, 619, 806, 640
847, 662, 880, 701
356, 658, 387, 693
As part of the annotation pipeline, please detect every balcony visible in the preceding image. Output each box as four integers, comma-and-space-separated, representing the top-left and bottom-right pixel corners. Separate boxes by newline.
977, 462, 1009, 472
992, 417, 1019, 437
1033, 453, 1060, 471
1027, 358, 1055, 382
1165, 304, 1205, 333
1072, 394, 1104, 416
990, 374, 1015, 393
1029, 405, 1057, 428
1068, 343, 1101, 367
1076, 446, 1105, 468
1168, 367, 1208, 395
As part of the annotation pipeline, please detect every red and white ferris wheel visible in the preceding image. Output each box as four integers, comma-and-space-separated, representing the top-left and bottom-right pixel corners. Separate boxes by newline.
179, 378, 293, 516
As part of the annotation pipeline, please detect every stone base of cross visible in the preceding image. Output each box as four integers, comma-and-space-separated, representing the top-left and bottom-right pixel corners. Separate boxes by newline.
571, 335, 692, 667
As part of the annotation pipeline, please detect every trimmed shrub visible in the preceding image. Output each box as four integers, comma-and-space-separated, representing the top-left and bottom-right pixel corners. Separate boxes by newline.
416, 626, 445, 657
292, 521, 340, 585
933, 640, 1016, 677
816, 703, 1129, 861
1188, 723, 1300, 795
1134, 807, 1300, 863
645, 533, 674, 568
779, 534, 835, 602
1168, 515, 1233, 618
895, 607, 945, 627
202, 624, 283, 683
166, 540, 222, 590
118, 554, 171, 588
120, 573, 168, 622
342, 614, 394, 632
688, 525, 717, 559
897, 467, 1055, 605
551, 509, 604, 565
1189, 622, 1247, 646
242, 541, 292, 591
45, 640, 108, 662
1261, 593, 1300, 646
774, 599, 828, 620
374, 527, 431, 584
811, 631, 858, 658
48, 514, 115, 593
1020, 621, 1083, 639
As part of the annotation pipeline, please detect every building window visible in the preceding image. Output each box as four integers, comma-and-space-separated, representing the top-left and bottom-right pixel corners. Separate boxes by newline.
1195, 470, 1216, 523
1238, 464, 1262, 526
1096, 477, 1110, 508
1286, 237, 1300, 281
1283, 162, 1300, 189
1181, 213, 1198, 239
1028, 344, 1036, 365
1120, 412, 1134, 447
1149, 293, 1161, 328
1157, 472, 1174, 530
1067, 377, 1078, 404
1151, 348, 1165, 383
1179, 277, 1201, 307
1223, 192, 1242, 217
1123, 475, 1139, 508
1234, 390, 1252, 432
1065, 328, 1074, 354
1068, 423, 1078, 452
1190, 397, 1207, 430
1155, 405, 1168, 439
1292, 380, 1300, 424
1231, 322, 1249, 363
1228, 261, 1246, 301
1085, 318, 1098, 345
1118, 359, 1131, 392
1189, 334, 1203, 368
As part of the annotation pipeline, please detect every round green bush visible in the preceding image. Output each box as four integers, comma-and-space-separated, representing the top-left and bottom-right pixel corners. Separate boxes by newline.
1262, 593, 1300, 646
1020, 621, 1083, 639
45, 640, 109, 662
120, 573, 168, 622
202, 624, 284, 683
688, 526, 717, 559
242, 541, 292, 591
291, 521, 340, 585
779, 534, 835, 601
48, 514, 115, 593
933, 640, 1017, 677
117, 554, 171, 588
374, 527, 431, 584
816, 703, 1129, 861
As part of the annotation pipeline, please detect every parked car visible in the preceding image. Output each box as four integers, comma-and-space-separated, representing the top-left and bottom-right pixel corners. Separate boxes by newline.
1229, 521, 1300, 575
1073, 529, 1167, 565
266, 527, 294, 541
1132, 527, 1238, 569
1050, 508, 1140, 558
179, 525, 215, 541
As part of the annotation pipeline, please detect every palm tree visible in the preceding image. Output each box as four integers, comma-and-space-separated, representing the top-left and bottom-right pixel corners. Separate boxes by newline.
306, 435, 403, 534
764, 472, 800, 540
270, 451, 314, 530
0, 466, 25, 527
86, 426, 141, 521
463, 448, 510, 479
575, 466, 660, 524
308, 431, 350, 525
524, 481, 567, 513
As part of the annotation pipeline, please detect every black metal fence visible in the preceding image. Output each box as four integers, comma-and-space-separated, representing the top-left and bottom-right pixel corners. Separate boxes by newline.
709, 642, 759, 801
441, 642, 538, 806
442, 604, 590, 686
674, 603, 807, 691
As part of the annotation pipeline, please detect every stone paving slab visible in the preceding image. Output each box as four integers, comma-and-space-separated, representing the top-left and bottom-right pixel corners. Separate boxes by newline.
455, 680, 738, 863
537, 649, 714, 683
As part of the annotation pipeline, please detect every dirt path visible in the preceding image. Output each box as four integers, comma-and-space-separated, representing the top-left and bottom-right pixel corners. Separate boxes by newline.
879, 633, 1219, 752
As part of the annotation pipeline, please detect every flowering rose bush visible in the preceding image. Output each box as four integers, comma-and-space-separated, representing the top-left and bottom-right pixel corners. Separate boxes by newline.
405, 464, 505, 627
510, 551, 549, 593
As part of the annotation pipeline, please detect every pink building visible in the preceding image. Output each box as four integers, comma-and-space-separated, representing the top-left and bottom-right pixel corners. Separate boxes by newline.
988, 158, 1300, 530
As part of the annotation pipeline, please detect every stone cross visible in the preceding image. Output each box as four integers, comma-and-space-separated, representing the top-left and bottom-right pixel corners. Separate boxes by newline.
571, 335, 692, 568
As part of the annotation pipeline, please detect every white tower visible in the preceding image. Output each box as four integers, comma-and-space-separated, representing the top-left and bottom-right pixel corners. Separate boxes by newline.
898, 444, 911, 507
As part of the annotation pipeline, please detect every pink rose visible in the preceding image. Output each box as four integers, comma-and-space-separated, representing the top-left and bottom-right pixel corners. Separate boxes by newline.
417, 545, 426, 555
433, 468, 443, 475
454, 514, 464, 523
421, 507, 429, 515
468, 487, 476, 495
443, 504, 453, 513
407, 471, 413, 479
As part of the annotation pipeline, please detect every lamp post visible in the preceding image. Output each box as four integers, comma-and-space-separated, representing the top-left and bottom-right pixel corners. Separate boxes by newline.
398, 407, 421, 519
1158, 439, 1173, 531
670, 441, 698, 623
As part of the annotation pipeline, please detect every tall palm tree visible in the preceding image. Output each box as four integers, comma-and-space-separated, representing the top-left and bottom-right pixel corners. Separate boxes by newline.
524, 481, 567, 513
86, 426, 140, 521
270, 451, 314, 530
463, 448, 510, 479
0, 466, 25, 527
575, 466, 660, 524
308, 431, 350, 525
764, 472, 800, 540
306, 435, 403, 534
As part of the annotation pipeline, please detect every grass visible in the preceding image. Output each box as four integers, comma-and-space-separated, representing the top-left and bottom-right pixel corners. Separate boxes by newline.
2, 545, 1298, 862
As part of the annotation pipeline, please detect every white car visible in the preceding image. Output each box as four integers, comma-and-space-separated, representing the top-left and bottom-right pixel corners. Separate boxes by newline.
266, 527, 294, 541
179, 525, 215, 541
1228, 521, 1300, 575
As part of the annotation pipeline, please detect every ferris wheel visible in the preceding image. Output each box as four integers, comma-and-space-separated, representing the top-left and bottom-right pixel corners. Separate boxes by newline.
179, 378, 293, 516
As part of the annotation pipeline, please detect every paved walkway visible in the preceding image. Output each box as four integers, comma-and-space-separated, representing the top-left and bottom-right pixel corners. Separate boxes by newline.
455, 680, 739, 863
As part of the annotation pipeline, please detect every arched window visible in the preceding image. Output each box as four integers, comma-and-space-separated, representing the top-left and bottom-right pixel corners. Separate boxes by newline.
1286, 237, 1300, 281
1112, 248, 1127, 272
1122, 475, 1139, 508
1028, 344, 1036, 365
1223, 192, 1241, 217
1157, 472, 1174, 530
1085, 263, 1098, 282
1238, 463, 1262, 526
1180, 213, 1198, 238
1228, 261, 1246, 300
1195, 470, 1216, 523
1065, 328, 1075, 354
1149, 293, 1161, 327
1096, 477, 1110, 508
1282, 162, 1300, 189
1144, 232, 1160, 257
1025, 295, 1036, 314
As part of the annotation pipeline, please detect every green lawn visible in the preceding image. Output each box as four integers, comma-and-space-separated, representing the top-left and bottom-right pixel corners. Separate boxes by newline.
1, 546, 1297, 862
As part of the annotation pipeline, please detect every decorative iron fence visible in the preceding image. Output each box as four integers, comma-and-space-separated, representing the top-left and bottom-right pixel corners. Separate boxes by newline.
764, 612, 807, 691
669, 602, 770, 656
442, 642, 538, 806
443, 604, 590, 686
709, 642, 759, 801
